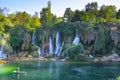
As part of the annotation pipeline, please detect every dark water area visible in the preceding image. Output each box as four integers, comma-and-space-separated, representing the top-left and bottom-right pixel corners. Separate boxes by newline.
0, 61, 120, 80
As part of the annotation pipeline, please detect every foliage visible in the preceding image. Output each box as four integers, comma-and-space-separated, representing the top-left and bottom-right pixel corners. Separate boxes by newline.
110, 29, 120, 46
35, 27, 43, 46
83, 29, 95, 44
72, 10, 81, 22
85, 2, 98, 22
0, 37, 6, 45
3, 44, 13, 54
7, 12, 40, 30
31, 51, 39, 58
116, 9, 120, 19
40, 7, 57, 29
0, 34, 13, 54
94, 25, 109, 54
98, 5, 116, 22
0, 14, 13, 34
65, 43, 84, 60
117, 76, 120, 80
52, 22, 75, 44
63, 8, 73, 22
0, 2, 120, 59
9, 25, 30, 51
21, 33, 31, 51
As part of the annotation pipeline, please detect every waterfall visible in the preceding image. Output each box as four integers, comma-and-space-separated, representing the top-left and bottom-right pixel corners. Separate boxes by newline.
31, 31, 42, 58
73, 30, 80, 45
54, 31, 64, 56
57, 42, 64, 56
36, 46, 42, 58
0, 47, 3, 59
31, 31, 35, 44
49, 36, 53, 54
55, 32, 60, 55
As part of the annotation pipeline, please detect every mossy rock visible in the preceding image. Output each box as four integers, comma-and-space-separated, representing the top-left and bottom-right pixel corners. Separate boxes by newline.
31, 51, 39, 58
44, 54, 54, 58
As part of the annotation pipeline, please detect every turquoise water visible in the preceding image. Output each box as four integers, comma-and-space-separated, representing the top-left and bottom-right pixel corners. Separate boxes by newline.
0, 61, 120, 80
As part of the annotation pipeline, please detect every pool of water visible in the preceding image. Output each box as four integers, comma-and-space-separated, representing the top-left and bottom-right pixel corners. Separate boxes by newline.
0, 61, 120, 80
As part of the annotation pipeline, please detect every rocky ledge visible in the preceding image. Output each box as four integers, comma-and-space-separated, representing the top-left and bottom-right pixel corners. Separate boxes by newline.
94, 53, 120, 62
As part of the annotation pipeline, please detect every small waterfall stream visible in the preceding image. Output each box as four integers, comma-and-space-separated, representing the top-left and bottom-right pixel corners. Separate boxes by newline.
31, 31, 36, 44
57, 42, 64, 56
31, 31, 42, 58
36, 46, 42, 58
49, 36, 53, 54
55, 32, 60, 56
0, 47, 3, 59
72, 30, 80, 45
54, 31, 64, 56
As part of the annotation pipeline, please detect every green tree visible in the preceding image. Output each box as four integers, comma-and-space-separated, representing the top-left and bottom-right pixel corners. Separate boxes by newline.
40, 7, 57, 28
63, 8, 73, 22
29, 16, 40, 30
65, 44, 84, 61
116, 9, 120, 20
85, 2, 98, 22
9, 11, 40, 30
0, 14, 13, 34
72, 10, 89, 22
35, 27, 43, 46
98, 5, 116, 22
9, 25, 29, 51
72, 10, 81, 22
7, 14, 17, 26
94, 25, 109, 54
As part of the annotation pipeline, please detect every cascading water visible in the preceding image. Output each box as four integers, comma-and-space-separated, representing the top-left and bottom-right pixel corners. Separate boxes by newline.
31, 31, 35, 44
73, 30, 80, 45
0, 47, 3, 59
49, 36, 53, 54
57, 42, 64, 56
31, 31, 42, 58
36, 46, 42, 58
54, 31, 64, 57
55, 32, 60, 55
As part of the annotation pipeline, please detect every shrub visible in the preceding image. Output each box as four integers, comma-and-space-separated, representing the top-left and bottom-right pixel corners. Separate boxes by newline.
65, 43, 84, 61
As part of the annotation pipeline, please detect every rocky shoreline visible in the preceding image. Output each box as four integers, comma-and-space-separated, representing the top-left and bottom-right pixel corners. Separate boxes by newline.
0, 53, 120, 63
94, 53, 120, 62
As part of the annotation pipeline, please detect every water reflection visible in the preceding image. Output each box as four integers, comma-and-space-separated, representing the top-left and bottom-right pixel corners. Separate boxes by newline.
13, 73, 26, 80
49, 62, 53, 78
55, 62, 61, 80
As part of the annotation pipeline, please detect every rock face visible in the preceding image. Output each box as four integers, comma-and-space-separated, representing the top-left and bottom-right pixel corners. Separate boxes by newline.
111, 53, 120, 61
94, 53, 120, 62
110, 29, 120, 46
28, 55, 33, 59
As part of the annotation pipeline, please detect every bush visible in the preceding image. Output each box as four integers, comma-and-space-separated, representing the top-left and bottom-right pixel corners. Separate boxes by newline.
3, 44, 13, 54
65, 43, 84, 61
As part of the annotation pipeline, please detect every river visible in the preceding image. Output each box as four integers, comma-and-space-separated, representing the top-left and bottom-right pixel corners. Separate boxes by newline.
0, 61, 120, 80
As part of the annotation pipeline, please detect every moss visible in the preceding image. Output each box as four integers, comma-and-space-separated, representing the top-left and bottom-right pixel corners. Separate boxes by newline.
31, 51, 38, 58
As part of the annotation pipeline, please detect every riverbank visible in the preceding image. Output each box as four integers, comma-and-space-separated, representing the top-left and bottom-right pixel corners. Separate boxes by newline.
0, 60, 7, 64
1, 53, 120, 63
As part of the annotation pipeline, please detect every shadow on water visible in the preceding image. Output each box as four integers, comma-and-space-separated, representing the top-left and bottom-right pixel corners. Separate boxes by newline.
0, 61, 120, 80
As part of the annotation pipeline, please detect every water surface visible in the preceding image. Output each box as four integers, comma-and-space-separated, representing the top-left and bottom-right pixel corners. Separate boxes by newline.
0, 61, 120, 80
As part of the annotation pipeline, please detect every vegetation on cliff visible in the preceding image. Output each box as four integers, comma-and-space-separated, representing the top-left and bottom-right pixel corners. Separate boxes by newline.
0, 2, 120, 61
